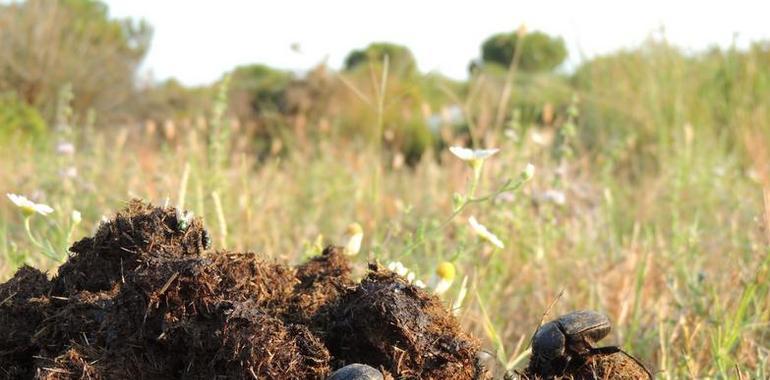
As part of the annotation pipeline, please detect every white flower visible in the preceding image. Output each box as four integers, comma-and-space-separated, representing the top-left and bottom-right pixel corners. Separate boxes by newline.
449, 146, 499, 163
436, 262, 456, 281
387, 261, 409, 277
7, 193, 54, 217
343, 223, 363, 256
71, 210, 82, 225
451, 276, 469, 316
56, 142, 75, 155
504, 128, 519, 141
387, 261, 427, 288
434, 279, 452, 295
450, 146, 500, 182
530, 129, 553, 146
468, 216, 504, 249
433, 262, 456, 296
523, 163, 535, 181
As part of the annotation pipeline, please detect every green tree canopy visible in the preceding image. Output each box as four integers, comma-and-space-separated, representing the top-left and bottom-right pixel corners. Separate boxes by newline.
480, 30, 567, 72
343, 42, 417, 77
228, 64, 294, 118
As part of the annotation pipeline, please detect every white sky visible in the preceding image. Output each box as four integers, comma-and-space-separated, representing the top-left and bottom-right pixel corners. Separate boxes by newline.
105, 0, 770, 86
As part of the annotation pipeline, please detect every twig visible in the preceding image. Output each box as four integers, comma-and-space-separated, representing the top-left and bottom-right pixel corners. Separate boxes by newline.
537, 289, 565, 328
158, 272, 179, 295
0, 291, 17, 307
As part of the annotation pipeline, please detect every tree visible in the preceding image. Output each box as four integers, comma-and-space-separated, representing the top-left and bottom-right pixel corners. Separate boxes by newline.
0, 0, 151, 121
343, 42, 417, 77
228, 64, 294, 119
480, 30, 567, 72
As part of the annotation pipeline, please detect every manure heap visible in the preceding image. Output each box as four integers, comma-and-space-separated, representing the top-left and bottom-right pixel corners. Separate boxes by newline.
0, 200, 650, 380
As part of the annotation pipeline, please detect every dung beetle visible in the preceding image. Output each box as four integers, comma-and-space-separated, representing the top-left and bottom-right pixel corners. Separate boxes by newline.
327, 364, 383, 380
530, 310, 611, 378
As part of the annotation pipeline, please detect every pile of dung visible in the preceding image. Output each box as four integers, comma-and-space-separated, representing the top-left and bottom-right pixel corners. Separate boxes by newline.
520, 349, 653, 380
0, 200, 482, 380
571, 350, 652, 380
326, 266, 481, 379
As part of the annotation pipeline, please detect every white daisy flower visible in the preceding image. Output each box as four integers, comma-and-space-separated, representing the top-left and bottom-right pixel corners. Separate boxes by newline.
523, 163, 535, 181
449, 146, 499, 163
56, 142, 75, 155
387, 261, 409, 277
71, 210, 82, 225
452, 276, 469, 316
343, 223, 363, 256
386, 261, 428, 288
450, 146, 500, 183
7, 193, 54, 217
468, 216, 504, 249
433, 261, 456, 296
530, 129, 553, 146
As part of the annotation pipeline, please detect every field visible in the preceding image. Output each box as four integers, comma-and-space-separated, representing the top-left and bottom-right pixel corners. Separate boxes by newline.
2, 5, 770, 377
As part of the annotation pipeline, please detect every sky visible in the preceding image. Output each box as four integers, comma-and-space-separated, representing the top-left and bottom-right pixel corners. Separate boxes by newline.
106, 0, 770, 86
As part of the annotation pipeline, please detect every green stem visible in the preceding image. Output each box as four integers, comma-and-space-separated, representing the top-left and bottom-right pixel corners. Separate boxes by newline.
24, 217, 44, 248
24, 217, 63, 262
404, 176, 527, 255
66, 224, 75, 246
469, 163, 481, 199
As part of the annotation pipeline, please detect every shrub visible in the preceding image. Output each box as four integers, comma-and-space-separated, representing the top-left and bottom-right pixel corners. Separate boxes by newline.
344, 42, 418, 78
0, 93, 47, 143
229, 64, 294, 119
480, 30, 567, 72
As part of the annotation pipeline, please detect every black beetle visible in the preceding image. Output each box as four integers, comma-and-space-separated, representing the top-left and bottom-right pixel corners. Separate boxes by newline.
530, 310, 653, 379
327, 364, 383, 380
530, 310, 611, 378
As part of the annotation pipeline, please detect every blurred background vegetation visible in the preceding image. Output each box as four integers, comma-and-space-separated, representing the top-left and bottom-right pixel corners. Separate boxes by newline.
1, 0, 769, 378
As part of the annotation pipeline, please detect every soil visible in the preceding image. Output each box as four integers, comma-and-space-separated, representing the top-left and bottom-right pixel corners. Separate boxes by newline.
0, 200, 482, 380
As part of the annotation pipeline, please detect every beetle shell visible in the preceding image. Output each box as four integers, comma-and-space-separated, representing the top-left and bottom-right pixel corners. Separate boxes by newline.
557, 310, 611, 341
532, 320, 566, 360
328, 364, 383, 380
530, 310, 613, 378
556, 310, 611, 354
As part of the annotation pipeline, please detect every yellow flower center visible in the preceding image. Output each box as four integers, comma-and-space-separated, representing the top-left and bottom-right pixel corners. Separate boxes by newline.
436, 262, 456, 281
